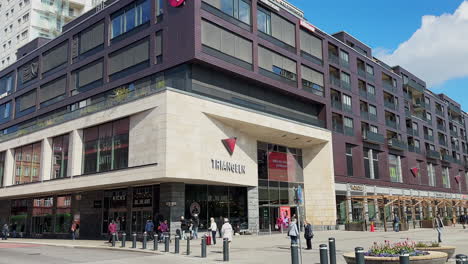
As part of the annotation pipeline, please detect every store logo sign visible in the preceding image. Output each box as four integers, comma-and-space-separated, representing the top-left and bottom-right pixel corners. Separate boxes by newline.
169, 0, 185, 7
411, 167, 419, 177
222, 137, 237, 156
455, 174, 461, 184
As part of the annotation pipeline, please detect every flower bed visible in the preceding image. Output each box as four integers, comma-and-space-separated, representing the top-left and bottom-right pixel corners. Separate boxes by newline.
365, 240, 428, 257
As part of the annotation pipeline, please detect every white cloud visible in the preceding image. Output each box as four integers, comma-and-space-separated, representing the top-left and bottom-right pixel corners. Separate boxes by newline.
375, 1, 468, 87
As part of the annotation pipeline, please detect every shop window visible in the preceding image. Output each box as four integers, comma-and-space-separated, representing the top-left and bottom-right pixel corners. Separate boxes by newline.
70, 59, 103, 95
42, 41, 68, 73
109, 38, 150, 77
55, 196, 72, 233
258, 46, 296, 82
52, 134, 69, 179
32, 197, 53, 234
39, 75, 66, 107
0, 101, 12, 124
83, 118, 129, 174
15, 90, 37, 117
201, 20, 252, 64
203, 0, 251, 25
103, 189, 128, 234
111, 0, 150, 39
257, 6, 295, 47
11, 199, 28, 235
300, 30, 322, 61
14, 142, 42, 184
0, 72, 14, 96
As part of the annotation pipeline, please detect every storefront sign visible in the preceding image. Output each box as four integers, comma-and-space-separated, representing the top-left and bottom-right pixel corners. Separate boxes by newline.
93, 200, 102, 208
268, 152, 296, 182
222, 137, 237, 155
211, 159, 246, 174
133, 191, 152, 207
169, 0, 185, 7
411, 167, 419, 177
166, 201, 177, 207
350, 185, 364, 191
190, 202, 201, 216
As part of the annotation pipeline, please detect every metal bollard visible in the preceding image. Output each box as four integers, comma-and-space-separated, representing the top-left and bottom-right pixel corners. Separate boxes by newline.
223, 238, 229, 262
153, 234, 158, 251
142, 232, 147, 249
186, 237, 191, 255
456, 254, 468, 264
112, 232, 116, 247
175, 235, 180, 254
164, 235, 170, 252
132, 233, 137, 249
399, 251, 409, 264
355, 247, 365, 264
329, 238, 336, 264
121, 233, 126, 248
320, 244, 328, 264
291, 243, 299, 264
201, 237, 207, 258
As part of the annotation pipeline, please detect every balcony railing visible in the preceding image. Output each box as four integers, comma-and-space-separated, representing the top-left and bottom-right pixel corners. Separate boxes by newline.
344, 126, 354, 136
340, 58, 350, 69
405, 79, 425, 93
449, 104, 461, 114
343, 103, 352, 113
359, 89, 376, 101
438, 139, 448, 147
413, 99, 425, 109
333, 123, 344, 133
436, 109, 444, 117
386, 119, 398, 129
424, 134, 434, 142
450, 130, 458, 137
442, 154, 454, 163
388, 138, 407, 150
405, 108, 411, 117
437, 124, 446, 131
330, 75, 341, 87
383, 81, 395, 92
452, 143, 460, 151
341, 80, 351, 91
384, 100, 396, 111
426, 150, 440, 160
357, 68, 366, 79
408, 145, 421, 154
362, 131, 385, 144
328, 53, 339, 65
407, 128, 419, 137
332, 100, 342, 110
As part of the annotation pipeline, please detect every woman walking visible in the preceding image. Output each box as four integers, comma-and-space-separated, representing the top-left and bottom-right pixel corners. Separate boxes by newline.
287, 218, 299, 244
304, 220, 314, 250
221, 218, 233, 247
209, 217, 218, 245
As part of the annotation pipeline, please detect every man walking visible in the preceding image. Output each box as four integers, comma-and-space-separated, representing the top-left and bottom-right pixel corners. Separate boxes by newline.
434, 213, 444, 243
393, 213, 400, 232
192, 214, 200, 240
145, 219, 154, 240
460, 213, 466, 229
304, 220, 314, 250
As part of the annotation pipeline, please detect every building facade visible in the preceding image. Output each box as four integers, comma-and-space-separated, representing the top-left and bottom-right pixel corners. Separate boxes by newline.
0, 0, 95, 70
0, 0, 466, 238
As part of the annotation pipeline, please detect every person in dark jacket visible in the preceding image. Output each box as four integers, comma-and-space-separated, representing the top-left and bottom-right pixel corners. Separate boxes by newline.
460, 213, 466, 229
217, 216, 224, 238
192, 214, 200, 239
180, 216, 189, 240
304, 220, 313, 250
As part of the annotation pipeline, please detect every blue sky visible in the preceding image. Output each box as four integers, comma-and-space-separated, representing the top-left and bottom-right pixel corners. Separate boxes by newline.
288, 0, 468, 111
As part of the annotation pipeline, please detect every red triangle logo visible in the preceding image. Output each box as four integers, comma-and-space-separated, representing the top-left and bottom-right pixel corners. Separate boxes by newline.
410, 167, 419, 177
455, 175, 461, 184
222, 138, 237, 155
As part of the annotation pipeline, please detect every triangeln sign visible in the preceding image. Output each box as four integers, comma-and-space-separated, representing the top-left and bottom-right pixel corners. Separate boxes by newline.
222, 137, 237, 155
169, 0, 185, 7
410, 167, 419, 177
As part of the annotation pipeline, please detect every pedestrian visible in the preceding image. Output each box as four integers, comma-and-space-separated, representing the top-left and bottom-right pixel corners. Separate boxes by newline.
108, 220, 117, 243
209, 217, 217, 245
221, 218, 233, 246
71, 221, 78, 240
145, 218, 154, 240
115, 218, 121, 242
180, 216, 189, 240
304, 220, 313, 250
11, 222, 17, 238
159, 219, 169, 241
461, 213, 467, 229
192, 214, 200, 240
283, 214, 290, 229
287, 218, 299, 244
393, 213, 400, 232
433, 213, 444, 243
2, 223, 8, 240
217, 216, 224, 238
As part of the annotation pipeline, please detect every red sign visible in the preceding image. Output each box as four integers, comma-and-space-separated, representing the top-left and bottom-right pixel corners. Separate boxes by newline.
169, 0, 185, 7
222, 137, 237, 155
410, 167, 419, 177
300, 20, 316, 33
455, 175, 462, 184
268, 152, 296, 182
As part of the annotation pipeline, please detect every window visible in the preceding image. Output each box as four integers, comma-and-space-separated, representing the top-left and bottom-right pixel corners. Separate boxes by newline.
0, 72, 14, 96
366, 84, 375, 96
52, 134, 69, 179
83, 118, 129, 174
344, 117, 353, 136
55, 196, 72, 233
426, 112, 432, 121
39, 76, 66, 107
111, 0, 150, 39
370, 125, 378, 133
369, 104, 377, 116
339, 50, 349, 65
16, 90, 36, 116
109, 38, 150, 76
155, 0, 164, 20
71, 60, 103, 95
299, 30, 322, 61
258, 46, 296, 81
341, 71, 350, 86
345, 144, 353, 176
155, 31, 163, 63
301, 65, 324, 96
201, 20, 252, 64
42, 41, 68, 73
77, 22, 104, 56
342, 94, 352, 110
257, 7, 295, 47
442, 166, 450, 188
14, 142, 42, 184
364, 148, 379, 179
0, 152, 5, 187
0, 102, 11, 124
365, 64, 374, 76
389, 154, 402, 183
204, 0, 251, 25
427, 163, 436, 187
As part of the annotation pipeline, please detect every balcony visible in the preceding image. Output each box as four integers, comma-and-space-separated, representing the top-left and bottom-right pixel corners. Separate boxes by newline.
358, 68, 366, 79
388, 138, 407, 151
333, 123, 344, 133
449, 116, 464, 126
405, 79, 425, 93
360, 111, 377, 122
405, 108, 411, 117
426, 150, 440, 160
437, 124, 446, 131
407, 128, 419, 137
442, 154, 454, 163
408, 145, 421, 154
340, 58, 350, 69
384, 100, 396, 111
383, 81, 395, 92
386, 119, 398, 129
452, 143, 460, 151
404, 93, 412, 100
330, 75, 341, 88
331, 100, 342, 111
362, 131, 385, 144
438, 139, 448, 147
344, 126, 354, 136
413, 99, 425, 109
436, 109, 444, 117
366, 72, 375, 82
450, 130, 458, 137
359, 89, 376, 102
343, 103, 352, 113
328, 53, 339, 65
424, 134, 434, 142
341, 80, 351, 91
449, 104, 461, 114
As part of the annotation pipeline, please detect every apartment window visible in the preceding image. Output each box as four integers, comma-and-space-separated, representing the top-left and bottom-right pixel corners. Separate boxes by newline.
342, 94, 352, 111
299, 30, 322, 61
345, 144, 353, 176
21, 30, 28, 39
15, 90, 36, 116
204, 0, 251, 25
257, 7, 295, 47
23, 13, 29, 22
39, 76, 66, 107
0, 102, 12, 124
77, 22, 104, 56
344, 117, 354, 136
426, 112, 432, 121
301, 65, 324, 96
0, 72, 14, 96
389, 154, 402, 183
111, 0, 150, 39
155, 0, 164, 20
83, 118, 129, 174
442, 166, 450, 188
42, 41, 68, 73
367, 84, 375, 96
71, 60, 103, 95
201, 20, 253, 64
0, 152, 5, 187
50, 134, 69, 179
365, 64, 374, 76
427, 163, 436, 187
155, 31, 163, 63
109, 38, 150, 77
364, 148, 379, 179
341, 72, 350, 86
258, 46, 296, 82
14, 142, 42, 184
339, 50, 349, 65
369, 104, 377, 116
370, 125, 378, 133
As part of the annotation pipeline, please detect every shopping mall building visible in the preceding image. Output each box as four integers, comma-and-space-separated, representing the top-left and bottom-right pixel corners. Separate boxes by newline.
0, 0, 466, 238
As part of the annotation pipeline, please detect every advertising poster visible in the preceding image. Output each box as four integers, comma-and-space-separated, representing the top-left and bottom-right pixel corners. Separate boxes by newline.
279, 206, 291, 221
268, 152, 297, 182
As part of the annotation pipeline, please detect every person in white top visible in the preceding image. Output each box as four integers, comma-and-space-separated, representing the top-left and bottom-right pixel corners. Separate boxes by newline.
221, 218, 233, 245
209, 217, 218, 245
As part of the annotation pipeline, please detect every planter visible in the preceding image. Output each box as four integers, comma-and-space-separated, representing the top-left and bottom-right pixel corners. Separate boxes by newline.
343, 251, 447, 264
420, 220, 433, 228
400, 223, 409, 231
415, 246, 456, 260
345, 223, 365, 231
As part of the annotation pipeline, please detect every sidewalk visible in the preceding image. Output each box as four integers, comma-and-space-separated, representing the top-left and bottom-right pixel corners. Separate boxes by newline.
1, 226, 467, 264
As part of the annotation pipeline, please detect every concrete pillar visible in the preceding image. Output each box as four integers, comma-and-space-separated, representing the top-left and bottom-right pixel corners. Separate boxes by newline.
374, 198, 380, 223
419, 204, 423, 220
3, 149, 14, 186
402, 202, 407, 222
159, 183, 185, 236
68, 130, 83, 177
247, 187, 259, 234
40, 138, 53, 181
346, 188, 353, 222
364, 197, 369, 223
